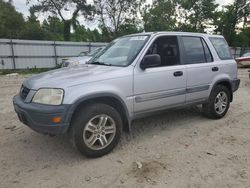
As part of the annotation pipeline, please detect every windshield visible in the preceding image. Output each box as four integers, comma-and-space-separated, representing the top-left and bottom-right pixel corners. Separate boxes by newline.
88, 47, 104, 56
88, 35, 150, 67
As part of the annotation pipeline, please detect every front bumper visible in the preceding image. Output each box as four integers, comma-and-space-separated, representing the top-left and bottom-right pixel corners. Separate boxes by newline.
231, 79, 240, 92
13, 95, 71, 135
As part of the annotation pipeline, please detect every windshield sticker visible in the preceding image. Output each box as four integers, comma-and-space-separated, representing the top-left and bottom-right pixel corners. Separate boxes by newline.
130, 36, 148, 41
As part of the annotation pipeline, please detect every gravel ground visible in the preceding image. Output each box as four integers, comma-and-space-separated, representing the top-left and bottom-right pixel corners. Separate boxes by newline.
0, 69, 250, 188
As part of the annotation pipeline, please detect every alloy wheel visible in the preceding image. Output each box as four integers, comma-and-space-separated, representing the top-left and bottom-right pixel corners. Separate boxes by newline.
83, 114, 116, 150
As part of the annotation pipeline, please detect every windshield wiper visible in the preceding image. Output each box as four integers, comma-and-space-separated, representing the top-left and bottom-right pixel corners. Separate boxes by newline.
87, 61, 111, 66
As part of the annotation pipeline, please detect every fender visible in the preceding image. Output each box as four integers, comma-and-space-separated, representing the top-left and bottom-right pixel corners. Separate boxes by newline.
65, 93, 132, 132
209, 78, 233, 101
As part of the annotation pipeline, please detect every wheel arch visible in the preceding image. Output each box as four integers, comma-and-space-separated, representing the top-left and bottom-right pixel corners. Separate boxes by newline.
211, 79, 233, 102
66, 93, 131, 133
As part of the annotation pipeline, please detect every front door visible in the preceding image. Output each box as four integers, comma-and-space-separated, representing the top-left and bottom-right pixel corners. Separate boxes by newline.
133, 36, 187, 114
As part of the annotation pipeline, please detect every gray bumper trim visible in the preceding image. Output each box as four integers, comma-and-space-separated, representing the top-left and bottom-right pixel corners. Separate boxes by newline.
231, 79, 240, 92
13, 95, 71, 135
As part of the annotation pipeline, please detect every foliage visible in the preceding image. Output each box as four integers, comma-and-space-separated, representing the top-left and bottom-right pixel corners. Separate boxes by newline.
94, 0, 144, 40
21, 12, 46, 40
28, 0, 94, 41
234, 28, 250, 47
214, 0, 250, 46
0, 0, 249, 47
142, 0, 177, 32
177, 0, 219, 32
71, 26, 102, 42
42, 16, 65, 41
117, 20, 143, 37
0, 0, 25, 38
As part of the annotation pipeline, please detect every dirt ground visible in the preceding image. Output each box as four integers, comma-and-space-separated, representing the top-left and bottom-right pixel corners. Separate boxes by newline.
0, 69, 250, 188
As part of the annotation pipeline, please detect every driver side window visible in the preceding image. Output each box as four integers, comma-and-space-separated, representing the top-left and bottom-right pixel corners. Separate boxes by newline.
146, 36, 180, 67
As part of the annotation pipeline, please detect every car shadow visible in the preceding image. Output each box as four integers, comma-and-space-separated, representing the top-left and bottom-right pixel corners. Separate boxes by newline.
131, 106, 205, 132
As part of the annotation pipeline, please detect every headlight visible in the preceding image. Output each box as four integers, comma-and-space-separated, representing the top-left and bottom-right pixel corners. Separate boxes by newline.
32, 89, 64, 105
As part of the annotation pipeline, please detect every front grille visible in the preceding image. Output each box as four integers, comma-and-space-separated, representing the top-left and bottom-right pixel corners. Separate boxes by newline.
20, 85, 30, 100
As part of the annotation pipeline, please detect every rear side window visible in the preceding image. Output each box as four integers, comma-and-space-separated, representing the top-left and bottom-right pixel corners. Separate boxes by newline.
202, 39, 213, 62
209, 37, 232, 60
182, 36, 212, 64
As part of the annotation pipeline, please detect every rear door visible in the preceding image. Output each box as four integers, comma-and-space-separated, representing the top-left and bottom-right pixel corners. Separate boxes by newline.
180, 36, 220, 102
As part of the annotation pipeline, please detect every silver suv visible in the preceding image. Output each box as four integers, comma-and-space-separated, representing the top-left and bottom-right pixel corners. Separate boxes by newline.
13, 32, 240, 158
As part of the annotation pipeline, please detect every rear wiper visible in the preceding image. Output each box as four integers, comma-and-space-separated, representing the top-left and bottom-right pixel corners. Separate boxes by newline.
87, 61, 111, 66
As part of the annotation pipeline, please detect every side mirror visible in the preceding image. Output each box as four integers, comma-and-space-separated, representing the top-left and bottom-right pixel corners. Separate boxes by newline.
140, 54, 161, 70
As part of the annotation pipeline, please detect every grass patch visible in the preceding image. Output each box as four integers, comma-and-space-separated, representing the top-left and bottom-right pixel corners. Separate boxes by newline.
0, 68, 57, 75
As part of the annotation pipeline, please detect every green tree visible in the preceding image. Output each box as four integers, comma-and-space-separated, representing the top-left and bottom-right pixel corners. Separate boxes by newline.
88, 29, 102, 42
42, 16, 64, 41
178, 0, 219, 32
71, 25, 103, 42
118, 20, 143, 36
21, 12, 46, 40
29, 0, 94, 41
99, 26, 111, 42
71, 25, 88, 41
142, 0, 177, 32
94, 0, 144, 40
0, 0, 25, 38
86, 28, 97, 42
214, 0, 250, 45
234, 28, 250, 47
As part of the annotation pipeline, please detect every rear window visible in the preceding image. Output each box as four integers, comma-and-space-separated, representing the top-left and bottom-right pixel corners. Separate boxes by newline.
209, 37, 232, 60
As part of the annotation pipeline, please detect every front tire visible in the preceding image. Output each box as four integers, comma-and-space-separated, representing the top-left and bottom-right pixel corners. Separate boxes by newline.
203, 85, 230, 119
72, 103, 122, 158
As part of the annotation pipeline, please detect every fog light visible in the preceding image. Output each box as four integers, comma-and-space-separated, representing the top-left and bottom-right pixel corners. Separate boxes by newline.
52, 117, 62, 123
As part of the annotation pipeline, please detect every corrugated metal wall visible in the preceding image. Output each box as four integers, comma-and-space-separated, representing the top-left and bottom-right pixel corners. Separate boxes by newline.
0, 39, 107, 69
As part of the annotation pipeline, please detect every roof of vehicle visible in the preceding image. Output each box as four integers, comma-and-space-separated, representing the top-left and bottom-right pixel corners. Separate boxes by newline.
127, 31, 224, 38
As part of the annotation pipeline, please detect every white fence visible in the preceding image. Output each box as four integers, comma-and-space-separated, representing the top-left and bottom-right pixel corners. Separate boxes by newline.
0, 39, 107, 69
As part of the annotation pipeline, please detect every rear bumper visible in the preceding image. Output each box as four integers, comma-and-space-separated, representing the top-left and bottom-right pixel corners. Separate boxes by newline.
13, 95, 71, 135
231, 79, 240, 92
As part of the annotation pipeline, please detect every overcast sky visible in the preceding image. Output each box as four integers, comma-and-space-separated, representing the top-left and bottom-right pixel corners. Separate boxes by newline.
12, 0, 234, 29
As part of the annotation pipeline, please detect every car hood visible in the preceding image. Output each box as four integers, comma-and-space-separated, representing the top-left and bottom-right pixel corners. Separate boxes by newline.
64, 57, 80, 62
79, 57, 92, 64
65, 56, 91, 62
23, 65, 126, 90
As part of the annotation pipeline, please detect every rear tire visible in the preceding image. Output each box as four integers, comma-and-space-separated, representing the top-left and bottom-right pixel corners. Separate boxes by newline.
71, 103, 122, 158
203, 85, 230, 119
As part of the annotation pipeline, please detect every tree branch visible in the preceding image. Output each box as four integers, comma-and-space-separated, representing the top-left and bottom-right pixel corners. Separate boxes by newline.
50, 0, 65, 21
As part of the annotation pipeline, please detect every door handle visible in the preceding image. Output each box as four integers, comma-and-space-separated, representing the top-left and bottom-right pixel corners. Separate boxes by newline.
173, 71, 183, 77
212, 67, 219, 72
